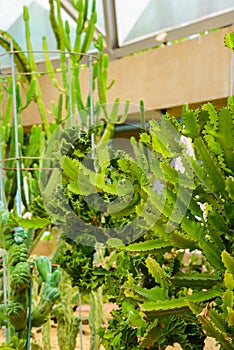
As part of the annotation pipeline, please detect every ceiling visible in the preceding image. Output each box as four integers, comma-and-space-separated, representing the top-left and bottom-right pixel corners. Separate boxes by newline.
0, 0, 234, 67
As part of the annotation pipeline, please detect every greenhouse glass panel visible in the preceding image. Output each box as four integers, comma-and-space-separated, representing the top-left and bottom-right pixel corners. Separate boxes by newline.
115, 0, 234, 45
0, 0, 77, 66
96, 0, 106, 35
0, 0, 98, 67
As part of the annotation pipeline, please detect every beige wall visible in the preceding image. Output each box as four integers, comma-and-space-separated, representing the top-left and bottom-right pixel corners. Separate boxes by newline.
103, 26, 232, 110
16, 25, 233, 126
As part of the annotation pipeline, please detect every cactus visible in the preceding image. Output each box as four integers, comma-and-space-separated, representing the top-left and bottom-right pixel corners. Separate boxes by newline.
51, 270, 81, 350
41, 319, 51, 350
31, 256, 61, 328
0, 205, 60, 348
0, 1, 131, 349
97, 99, 234, 349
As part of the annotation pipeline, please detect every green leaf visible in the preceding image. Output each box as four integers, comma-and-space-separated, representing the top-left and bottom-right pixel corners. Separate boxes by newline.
109, 97, 120, 123
125, 239, 171, 253
194, 137, 227, 197
139, 320, 162, 348
111, 332, 122, 347
61, 156, 79, 181
228, 310, 234, 326
199, 240, 225, 272
67, 182, 80, 195
202, 102, 218, 129
226, 177, 234, 201
207, 210, 230, 235
146, 256, 169, 290
171, 272, 221, 288
224, 271, 234, 291
107, 238, 125, 248
18, 217, 50, 229
134, 285, 167, 301
182, 110, 200, 137
191, 158, 215, 194
181, 217, 205, 241
170, 230, 198, 250
222, 251, 234, 277
21, 78, 36, 110
225, 32, 234, 50
143, 289, 220, 316
218, 108, 234, 174
209, 308, 227, 333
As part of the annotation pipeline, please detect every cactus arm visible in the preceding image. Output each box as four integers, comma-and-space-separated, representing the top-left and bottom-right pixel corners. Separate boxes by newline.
41, 319, 52, 350
48, 0, 62, 49
69, 317, 80, 349
23, 6, 36, 72
42, 37, 64, 93
23, 6, 50, 135
73, 0, 84, 54
89, 289, 105, 350
73, 65, 86, 118
36, 256, 52, 282
96, 36, 106, 106
80, 11, 97, 55
56, 0, 71, 51
33, 79, 51, 137
2, 82, 13, 126
20, 78, 36, 111
31, 284, 60, 327
0, 31, 31, 82
31, 259, 60, 328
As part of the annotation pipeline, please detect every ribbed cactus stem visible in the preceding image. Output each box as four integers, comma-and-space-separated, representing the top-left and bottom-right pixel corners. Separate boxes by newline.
52, 270, 81, 350
88, 244, 106, 350
70, 316, 80, 350
89, 289, 105, 350
41, 318, 52, 350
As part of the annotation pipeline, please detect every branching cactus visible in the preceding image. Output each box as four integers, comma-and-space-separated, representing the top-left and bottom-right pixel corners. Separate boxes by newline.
0, 203, 61, 348
31, 256, 61, 327
0, 61, 46, 213
51, 270, 80, 350
98, 98, 234, 349
0, 0, 98, 137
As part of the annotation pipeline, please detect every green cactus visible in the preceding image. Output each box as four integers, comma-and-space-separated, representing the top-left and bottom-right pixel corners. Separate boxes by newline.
51, 270, 81, 350
0, 206, 60, 348
97, 99, 234, 349
0, 31, 31, 83
31, 256, 61, 327
0, 1, 132, 349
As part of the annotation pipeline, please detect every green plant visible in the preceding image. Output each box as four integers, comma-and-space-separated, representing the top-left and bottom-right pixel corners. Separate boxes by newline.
225, 32, 234, 50
2, 2, 233, 350
0, 336, 26, 350
98, 99, 234, 349
0, 1, 127, 349
51, 270, 81, 350
53, 95, 233, 349
0, 202, 60, 347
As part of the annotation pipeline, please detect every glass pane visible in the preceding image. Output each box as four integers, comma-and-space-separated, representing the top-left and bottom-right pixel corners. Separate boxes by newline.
0, 0, 98, 67
115, 0, 234, 45
115, 0, 151, 45
1, 0, 37, 31
96, 0, 105, 34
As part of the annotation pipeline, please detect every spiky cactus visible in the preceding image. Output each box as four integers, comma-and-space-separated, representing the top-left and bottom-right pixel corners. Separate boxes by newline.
0, 203, 61, 348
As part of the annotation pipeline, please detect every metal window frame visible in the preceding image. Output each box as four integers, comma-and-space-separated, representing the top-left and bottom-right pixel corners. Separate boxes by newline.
52, 0, 234, 60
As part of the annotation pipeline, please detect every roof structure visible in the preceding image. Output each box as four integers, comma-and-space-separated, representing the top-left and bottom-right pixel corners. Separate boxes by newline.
0, 0, 234, 67
98, 0, 234, 59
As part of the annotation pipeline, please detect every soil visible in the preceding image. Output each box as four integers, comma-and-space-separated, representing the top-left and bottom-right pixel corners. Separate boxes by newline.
0, 304, 220, 349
